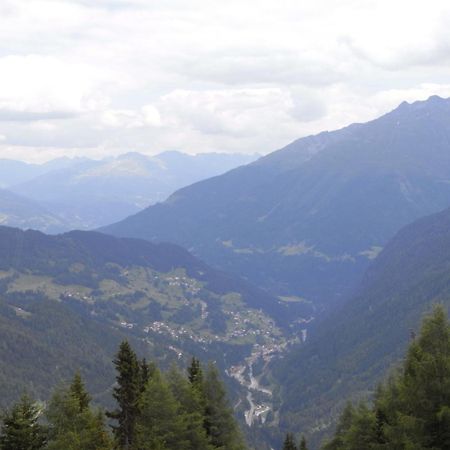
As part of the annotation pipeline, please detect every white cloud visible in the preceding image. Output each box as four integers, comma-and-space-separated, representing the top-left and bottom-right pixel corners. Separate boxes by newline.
1, 0, 450, 162
0, 55, 108, 120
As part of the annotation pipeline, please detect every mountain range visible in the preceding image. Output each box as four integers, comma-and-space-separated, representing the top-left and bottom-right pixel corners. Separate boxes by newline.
1, 151, 259, 230
0, 225, 288, 421
4, 96, 450, 449
0, 188, 69, 233
104, 96, 450, 308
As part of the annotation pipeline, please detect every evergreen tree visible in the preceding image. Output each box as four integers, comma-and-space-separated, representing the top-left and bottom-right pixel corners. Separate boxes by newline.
187, 356, 203, 388
322, 402, 355, 450
46, 374, 112, 450
139, 359, 155, 393
134, 369, 187, 450
203, 362, 246, 450
282, 432, 297, 450
299, 435, 308, 450
70, 371, 91, 412
0, 394, 47, 450
342, 403, 378, 450
167, 365, 213, 450
107, 341, 141, 449
323, 305, 450, 450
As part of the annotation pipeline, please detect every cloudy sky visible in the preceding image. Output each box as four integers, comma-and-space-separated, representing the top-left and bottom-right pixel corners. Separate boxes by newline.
2, 0, 450, 162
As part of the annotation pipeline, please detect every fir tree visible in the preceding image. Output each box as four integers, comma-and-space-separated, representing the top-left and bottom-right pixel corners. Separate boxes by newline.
46, 381, 112, 450
139, 358, 155, 393
203, 362, 246, 450
167, 365, 213, 450
0, 394, 47, 450
69, 371, 91, 412
187, 356, 203, 388
107, 341, 141, 449
323, 305, 450, 450
282, 432, 297, 450
299, 435, 308, 450
322, 402, 355, 450
134, 369, 187, 450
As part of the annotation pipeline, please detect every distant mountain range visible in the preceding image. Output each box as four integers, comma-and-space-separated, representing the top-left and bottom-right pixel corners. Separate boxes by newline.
271, 205, 450, 447
104, 96, 450, 308
0, 225, 285, 413
0, 188, 68, 233
1, 151, 259, 230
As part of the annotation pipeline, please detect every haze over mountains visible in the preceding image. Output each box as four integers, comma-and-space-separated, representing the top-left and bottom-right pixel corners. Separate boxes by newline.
4, 96, 450, 449
105, 96, 450, 308
0, 151, 258, 231
273, 205, 450, 447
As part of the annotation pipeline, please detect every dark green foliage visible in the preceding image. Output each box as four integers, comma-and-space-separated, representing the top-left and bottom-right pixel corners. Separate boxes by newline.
134, 369, 188, 449
282, 433, 297, 450
187, 357, 203, 387
107, 341, 141, 449
166, 366, 212, 450
0, 342, 246, 449
139, 359, 155, 393
103, 342, 245, 449
322, 306, 450, 449
70, 372, 91, 412
274, 205, 450, 444
299, 435, 308, 450
46, 376, 112, 450
203, 362, 246, 450
0, 394, 47, 450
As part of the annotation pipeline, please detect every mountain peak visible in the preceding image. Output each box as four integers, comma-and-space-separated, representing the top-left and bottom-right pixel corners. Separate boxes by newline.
393, 94, 449, 113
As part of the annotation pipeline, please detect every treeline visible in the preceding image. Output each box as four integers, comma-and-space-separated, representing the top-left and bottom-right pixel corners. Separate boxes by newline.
284, 305, 450, 449
0, 341, 246, 450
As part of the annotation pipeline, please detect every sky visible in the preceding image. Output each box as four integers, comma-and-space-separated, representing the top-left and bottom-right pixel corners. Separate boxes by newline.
2, 0, 450, 162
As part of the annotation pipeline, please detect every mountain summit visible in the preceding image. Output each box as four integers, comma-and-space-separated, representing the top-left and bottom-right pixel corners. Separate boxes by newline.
104, 96, 450, 306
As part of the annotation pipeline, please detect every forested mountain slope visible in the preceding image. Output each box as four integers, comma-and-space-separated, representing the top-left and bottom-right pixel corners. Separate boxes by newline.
0, 188, 68, 233
272, 206, 450, 446
104, 96, 450, 306
10, 151, 258, 229
0, 226, 286, 410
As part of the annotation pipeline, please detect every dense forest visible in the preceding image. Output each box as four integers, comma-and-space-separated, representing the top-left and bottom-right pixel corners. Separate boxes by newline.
284, 306, 450, 449
0, 342, 245, 450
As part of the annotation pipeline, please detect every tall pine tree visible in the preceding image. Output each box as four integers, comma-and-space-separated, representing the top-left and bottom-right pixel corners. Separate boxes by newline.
282, 432, 297, 450
299, 435, 308, 450
0, 394, 47, 450
46, 375, 112, 450
107, 341, 141, 449
203, 362, 246, 450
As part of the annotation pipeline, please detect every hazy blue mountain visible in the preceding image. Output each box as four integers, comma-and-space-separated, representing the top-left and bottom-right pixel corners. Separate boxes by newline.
104, 96, 450, 306
0, 157, 86, 188
0, 188, 68, 233
0, 225, 286, 411
10, 151, 259, 229
271, 205, 450, 447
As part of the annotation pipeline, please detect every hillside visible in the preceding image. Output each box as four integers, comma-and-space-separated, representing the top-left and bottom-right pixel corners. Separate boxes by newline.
0, 157, 83, 188
271, 206, 450, 447
10, 151, 259, 229
104, 96, 450, 307
0, 188, 68, 233
0, 226, 291, 420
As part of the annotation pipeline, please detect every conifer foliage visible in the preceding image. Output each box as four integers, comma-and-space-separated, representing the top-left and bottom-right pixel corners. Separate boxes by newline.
0, 342, 245, 450
0, 394, 47, 450
281, 432, 308, 450
322, 305, 450, 449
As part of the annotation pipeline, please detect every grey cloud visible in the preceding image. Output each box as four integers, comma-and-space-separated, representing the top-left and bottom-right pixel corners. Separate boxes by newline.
174, 50, 344, 87
340, 32, 450, 71
0, 110, 78, 122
